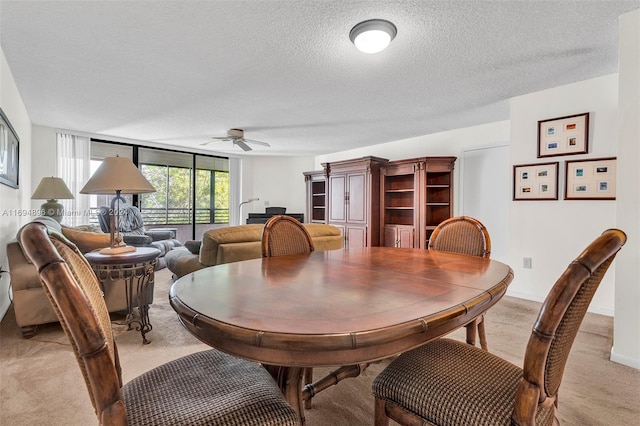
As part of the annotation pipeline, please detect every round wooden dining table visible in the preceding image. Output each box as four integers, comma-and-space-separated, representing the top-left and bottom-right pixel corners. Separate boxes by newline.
170, 247, 513, 424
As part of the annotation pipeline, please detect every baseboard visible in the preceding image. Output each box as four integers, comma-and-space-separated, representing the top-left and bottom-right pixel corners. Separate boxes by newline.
610, 347, 640, 370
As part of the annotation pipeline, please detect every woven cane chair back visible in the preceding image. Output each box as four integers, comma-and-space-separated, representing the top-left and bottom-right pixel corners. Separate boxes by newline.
428, 216, 491, 258
262, 215, 314, 257
514, 228, 626, 422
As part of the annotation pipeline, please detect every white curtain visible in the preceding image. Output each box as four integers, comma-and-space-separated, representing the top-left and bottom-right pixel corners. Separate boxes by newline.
228, 157, 241, 226
56, 133, 91, 226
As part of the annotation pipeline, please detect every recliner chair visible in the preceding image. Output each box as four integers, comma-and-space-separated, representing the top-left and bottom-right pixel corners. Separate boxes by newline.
98, 202, 182, 270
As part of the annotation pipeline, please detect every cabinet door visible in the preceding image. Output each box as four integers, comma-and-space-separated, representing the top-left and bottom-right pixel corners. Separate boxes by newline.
397, 226, 415, 248
346, 172, 367, 223
384, 225, 415, 248
345, 225, 367, 249
328, 175, 346, 222
383, 225, 397, 247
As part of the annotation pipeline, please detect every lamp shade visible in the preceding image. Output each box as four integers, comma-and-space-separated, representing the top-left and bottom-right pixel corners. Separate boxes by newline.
31, 177, 74, 200
80, 156, 155, 195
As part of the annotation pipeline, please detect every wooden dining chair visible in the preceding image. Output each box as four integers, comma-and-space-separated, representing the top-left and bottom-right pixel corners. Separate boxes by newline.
19, 222, 299, 426
261, 214, 316, 408
428, 216, 492, 350
373, 228, 626, 426
261, 214, 315, 258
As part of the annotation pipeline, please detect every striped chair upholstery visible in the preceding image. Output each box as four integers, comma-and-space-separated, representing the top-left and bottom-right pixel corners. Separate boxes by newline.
372, 229, 626, 426
429, 216, 492, 350
19, 222, 299, 426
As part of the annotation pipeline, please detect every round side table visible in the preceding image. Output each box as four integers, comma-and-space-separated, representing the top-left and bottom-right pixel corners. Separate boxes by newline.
85, 247, 161, 344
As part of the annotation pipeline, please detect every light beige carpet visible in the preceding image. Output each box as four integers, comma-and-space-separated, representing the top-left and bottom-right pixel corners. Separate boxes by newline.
1, 268, 638, 425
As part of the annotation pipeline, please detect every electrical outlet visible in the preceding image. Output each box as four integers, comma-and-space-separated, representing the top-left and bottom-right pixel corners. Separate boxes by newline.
523, 257, 532, 269
264, 200, 269, 206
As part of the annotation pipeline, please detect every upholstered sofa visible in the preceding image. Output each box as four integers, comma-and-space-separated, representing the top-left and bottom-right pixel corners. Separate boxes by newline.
165, 223, 343, 279
6, 216, 157, 338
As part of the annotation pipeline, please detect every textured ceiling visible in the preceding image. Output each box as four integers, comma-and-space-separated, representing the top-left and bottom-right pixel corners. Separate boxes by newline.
1, 1, 638, 157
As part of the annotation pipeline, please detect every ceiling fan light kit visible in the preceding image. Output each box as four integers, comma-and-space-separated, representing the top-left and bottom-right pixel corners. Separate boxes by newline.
349, 19, 397, 54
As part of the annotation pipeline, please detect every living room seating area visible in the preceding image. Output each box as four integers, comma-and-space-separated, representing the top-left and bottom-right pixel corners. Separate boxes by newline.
7, 214, 180, 338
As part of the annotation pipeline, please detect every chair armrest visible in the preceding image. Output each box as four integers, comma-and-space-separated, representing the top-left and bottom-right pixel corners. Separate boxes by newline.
184, 240, 202, 255
122, 234, 153, 246
145, 228, 177, 241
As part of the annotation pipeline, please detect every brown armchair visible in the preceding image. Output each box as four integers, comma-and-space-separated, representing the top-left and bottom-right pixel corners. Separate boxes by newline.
428, 216, 492, 350
18, 222, 299, 426
372, 228, 626, 426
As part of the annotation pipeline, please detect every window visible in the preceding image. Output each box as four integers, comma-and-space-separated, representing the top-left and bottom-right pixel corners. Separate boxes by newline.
87, 140, 229, 241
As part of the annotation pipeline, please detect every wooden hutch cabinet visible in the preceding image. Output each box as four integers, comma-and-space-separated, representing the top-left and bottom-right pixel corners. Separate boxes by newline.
380, 156, 456, 249
304, 156, 387, 248
305, 155, 454, 250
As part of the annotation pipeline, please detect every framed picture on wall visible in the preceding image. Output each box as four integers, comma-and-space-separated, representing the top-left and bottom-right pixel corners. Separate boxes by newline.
537, 112, 589, 158
565, 157, 616, 200
0, 108, 20, 189
513, 162, 559, 200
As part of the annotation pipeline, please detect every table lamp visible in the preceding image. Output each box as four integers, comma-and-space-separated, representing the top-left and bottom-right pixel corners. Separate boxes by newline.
80, 156, 155, 254
31, 177, 74, 223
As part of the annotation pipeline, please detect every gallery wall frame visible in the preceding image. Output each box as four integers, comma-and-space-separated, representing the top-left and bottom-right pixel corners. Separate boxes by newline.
565, 157, 616, 200
0, 108, 20, 189
513, 161, 559, 201
537, 112, 589, 158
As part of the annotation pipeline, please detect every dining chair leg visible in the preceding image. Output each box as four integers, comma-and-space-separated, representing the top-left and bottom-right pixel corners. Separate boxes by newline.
303, 367, 313, 409
477, 314, 488, 351
374, 398, 390, 426
465, 320, 477, 346
465, 315, 488, 351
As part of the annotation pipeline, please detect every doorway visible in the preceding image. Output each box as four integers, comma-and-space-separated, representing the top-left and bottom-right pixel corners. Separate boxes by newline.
461, 145, 510, 263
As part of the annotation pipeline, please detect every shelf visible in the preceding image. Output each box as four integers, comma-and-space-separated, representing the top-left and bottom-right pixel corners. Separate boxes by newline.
426, 203, 450, 206
386, 207, 414, 210
385, 189, 414, 193
426, 184, 449, 188
313, 206, 325, 209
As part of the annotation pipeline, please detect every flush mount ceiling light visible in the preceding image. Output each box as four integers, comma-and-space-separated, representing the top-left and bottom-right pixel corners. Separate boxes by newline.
349, 19, 397, 54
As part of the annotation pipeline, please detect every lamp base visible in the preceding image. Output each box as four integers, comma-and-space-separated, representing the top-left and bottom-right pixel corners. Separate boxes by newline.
99, 245, 136, 255
41, 199, 64, 223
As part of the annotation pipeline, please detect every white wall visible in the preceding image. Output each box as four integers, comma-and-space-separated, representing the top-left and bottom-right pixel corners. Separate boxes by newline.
613, 9, 640, 369
0, 47, 33, 320
316, 120, 511, 218
509, 74, 619, 315
30, 125, 57, 210
240, 156, 315, 221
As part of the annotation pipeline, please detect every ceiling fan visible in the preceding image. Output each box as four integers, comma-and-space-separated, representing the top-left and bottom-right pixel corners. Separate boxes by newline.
201, 128, 271, 151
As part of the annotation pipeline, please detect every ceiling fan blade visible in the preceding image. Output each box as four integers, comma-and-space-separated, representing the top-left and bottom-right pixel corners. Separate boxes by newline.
200, 139, 229, 146
243, 138, 271, 147
235, 140, 252, 151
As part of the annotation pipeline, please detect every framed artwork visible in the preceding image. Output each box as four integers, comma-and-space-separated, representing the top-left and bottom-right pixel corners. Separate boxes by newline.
537, 112, 589, 158
565, 157, 616, 200
0, 108, 20, 189
513, 162, 559, 200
